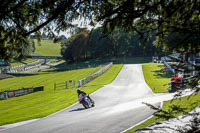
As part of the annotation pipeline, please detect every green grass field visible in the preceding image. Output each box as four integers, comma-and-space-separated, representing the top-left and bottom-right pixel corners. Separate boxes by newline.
142, 63, 172, 93
34, 40, 61, 56
0, 64, 123, 125
2, 58, 199, 130
10, 59, 38, 66
0, 67, 101, 92
126, 63, 200, 133
7, 40, 61, 67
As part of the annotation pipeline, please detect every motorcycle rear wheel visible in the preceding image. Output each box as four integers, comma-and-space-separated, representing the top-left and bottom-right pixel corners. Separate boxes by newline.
82, 101, 89, 109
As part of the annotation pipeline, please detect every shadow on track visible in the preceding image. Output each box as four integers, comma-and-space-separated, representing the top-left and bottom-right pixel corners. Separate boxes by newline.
69, 108, 86, 112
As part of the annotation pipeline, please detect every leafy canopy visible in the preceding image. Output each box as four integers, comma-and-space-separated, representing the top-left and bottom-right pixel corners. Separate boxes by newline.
92, 0, 200, 52
0, 0, 90, 59
0, 0, 199, 60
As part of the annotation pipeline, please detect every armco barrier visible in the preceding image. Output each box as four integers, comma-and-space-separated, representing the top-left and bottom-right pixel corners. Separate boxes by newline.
0, 86, 44, 100
78, 62, 113, 87
3, 59, 45, 73
0, 92, 7, 100
163, 61, 175, 74
34, 86, 44, 92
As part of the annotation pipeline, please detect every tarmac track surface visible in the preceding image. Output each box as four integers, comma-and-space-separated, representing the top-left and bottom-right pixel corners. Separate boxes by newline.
1, 64, 173, 133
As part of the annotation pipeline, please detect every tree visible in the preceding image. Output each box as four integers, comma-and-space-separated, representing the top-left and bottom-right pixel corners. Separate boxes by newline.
0, 0, 91, 60
61, 30, 89, 63
88, 28, 113, 59
61, 28, 113, 63
91, 0, 200, 52
1, 0, 199, 131
61, 27, 159, 63
1, 0, 199, 59
88, 1, 200, 132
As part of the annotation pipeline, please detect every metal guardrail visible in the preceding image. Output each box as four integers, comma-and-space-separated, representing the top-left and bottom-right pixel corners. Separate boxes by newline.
2, 59, 45, 73
78, 62, 113, 87
163, 61, 175, 74
0, 86, 44, 100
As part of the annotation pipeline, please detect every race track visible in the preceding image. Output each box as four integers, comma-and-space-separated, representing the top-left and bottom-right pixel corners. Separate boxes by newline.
1, 64, 170, 133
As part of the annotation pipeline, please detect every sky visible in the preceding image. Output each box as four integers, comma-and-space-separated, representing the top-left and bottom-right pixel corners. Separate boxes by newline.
57, 19, 102, 38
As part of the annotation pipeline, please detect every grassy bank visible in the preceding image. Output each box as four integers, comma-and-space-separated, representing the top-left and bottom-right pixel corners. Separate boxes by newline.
142, 63, 172, 93
0, 64, 123, 125
0, 67, 102, 92
34, 40, 61, 56
126, 63, 200, 133
6, 40, 61, 67
126, 94, 200, 133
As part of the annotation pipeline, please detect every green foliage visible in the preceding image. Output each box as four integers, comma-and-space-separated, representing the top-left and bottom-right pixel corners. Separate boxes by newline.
0, 37, 35, 60
0, 0, 199, 60
93, 1, 200, 49
154, 32, 200, 54
0, 1, 88, 60
61, 28, 159, 63
61, 30, 89, 63
88, 28, 113, 58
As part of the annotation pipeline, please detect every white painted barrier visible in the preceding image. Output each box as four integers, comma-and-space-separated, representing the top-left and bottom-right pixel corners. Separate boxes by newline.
78, 62, 113, 87
163, 61, 175, 74
4, 59, 45, 73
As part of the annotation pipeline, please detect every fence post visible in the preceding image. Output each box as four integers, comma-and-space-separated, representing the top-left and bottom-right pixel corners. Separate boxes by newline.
4, 91, 8, 99
78, 80, 81, 88
73, 80, 75, 88
66, 81, 68, 89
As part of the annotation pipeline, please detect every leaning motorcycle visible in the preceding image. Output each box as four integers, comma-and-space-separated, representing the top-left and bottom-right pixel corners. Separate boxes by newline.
78, 94, 94, 109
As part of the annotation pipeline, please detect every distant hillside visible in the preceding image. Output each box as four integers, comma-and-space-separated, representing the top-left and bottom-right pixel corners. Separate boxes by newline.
34, 40, 61, 56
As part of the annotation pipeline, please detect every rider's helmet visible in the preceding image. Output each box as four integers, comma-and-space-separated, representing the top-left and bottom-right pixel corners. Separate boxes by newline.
77, 89, 81, 94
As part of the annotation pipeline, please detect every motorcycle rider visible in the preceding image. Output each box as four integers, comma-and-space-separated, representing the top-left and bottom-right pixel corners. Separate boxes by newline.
77, 89, 94, 107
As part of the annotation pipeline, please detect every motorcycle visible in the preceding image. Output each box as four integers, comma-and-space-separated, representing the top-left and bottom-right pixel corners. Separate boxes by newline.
78, 94, 94, 109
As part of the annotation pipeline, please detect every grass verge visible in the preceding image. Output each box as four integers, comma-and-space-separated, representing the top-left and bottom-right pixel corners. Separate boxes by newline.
142, 63, 172, 93
126, 94, 200, 133
125, 63, 200, 133
0, 64, 123, 125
